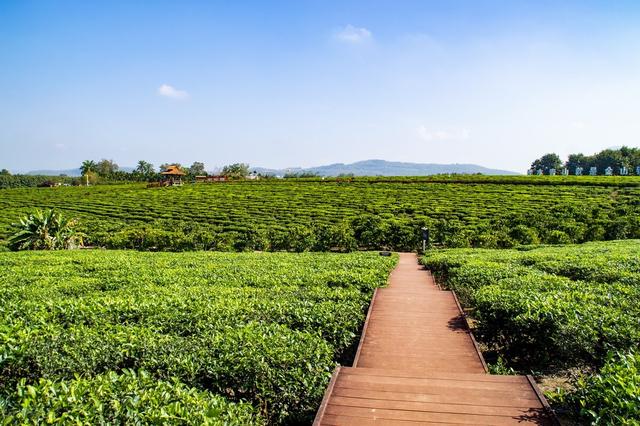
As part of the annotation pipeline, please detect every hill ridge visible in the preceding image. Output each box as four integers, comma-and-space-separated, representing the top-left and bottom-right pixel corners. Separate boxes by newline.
254, 159, 518, 176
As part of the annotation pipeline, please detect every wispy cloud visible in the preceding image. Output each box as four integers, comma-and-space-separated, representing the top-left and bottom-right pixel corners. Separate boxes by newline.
335, 25, 372, 44
157, 84, 189, 100
418, 126, 470, 141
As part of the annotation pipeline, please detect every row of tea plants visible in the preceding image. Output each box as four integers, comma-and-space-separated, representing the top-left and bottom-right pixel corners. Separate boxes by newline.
1, 177, 640, 251
0, 250, 397, 424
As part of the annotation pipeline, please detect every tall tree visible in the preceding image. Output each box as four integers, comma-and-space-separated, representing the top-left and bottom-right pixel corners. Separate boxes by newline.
80, 160, 97, 176
96, 159, 119, 176
221, 163, 250, 179
565, 153, 588, 174
619, 146, 640, 168
188, 161, 206, 176
134, 160, 155, 177
0, 169, 10, 176
593, 149, 626, 173
530, 153, 562, 174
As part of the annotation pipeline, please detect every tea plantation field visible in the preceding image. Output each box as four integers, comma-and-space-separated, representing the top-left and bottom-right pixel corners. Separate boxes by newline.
1, 176, 640, 251
0, 251, 397, 424
422, 240, 640, 423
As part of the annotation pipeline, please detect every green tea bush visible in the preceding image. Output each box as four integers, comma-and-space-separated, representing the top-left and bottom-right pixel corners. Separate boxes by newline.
1, 370, 262, 425
422, 240, 640, 368
0, 250, 397, 424
569, 351, 640, 424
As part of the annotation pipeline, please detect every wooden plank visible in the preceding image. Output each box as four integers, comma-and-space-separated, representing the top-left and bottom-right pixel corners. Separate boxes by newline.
321, 414, 460, 425
334, 385, 542, 406
329, 395, 543, 417
354, 356, 485, 371
324, 405, 549, 425
360, 334, 478, 343
357, 350, 482, 359
332, 386, 541, 408
321, 413, 460, 425
340, 367, 528, 383
336, 374, 537, 393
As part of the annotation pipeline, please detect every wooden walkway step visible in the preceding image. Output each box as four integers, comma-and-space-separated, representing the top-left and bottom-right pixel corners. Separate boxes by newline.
314, 253, 556, 425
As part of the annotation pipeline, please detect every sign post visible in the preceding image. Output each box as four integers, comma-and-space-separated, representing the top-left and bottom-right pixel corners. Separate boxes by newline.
421, 227, 430, 252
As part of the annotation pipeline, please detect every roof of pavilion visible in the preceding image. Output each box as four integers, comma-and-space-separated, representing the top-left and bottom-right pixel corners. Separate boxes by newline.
160, 165, 186, 176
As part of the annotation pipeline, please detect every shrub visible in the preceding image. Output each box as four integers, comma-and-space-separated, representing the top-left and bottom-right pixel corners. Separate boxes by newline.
421, 241, 640, 370
569, 351, 640, 424
313, 223, 357, 252
510, 225, 540, 245
546, 230, 572, 244
1, 370, 262, 425
0, 251, 397, 424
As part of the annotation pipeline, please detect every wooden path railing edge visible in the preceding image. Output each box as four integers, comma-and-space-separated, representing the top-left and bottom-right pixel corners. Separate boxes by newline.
353, 287, 379, 367
527, 374, 562, 426
312, 366, 341, 426
450, 289, 490, 373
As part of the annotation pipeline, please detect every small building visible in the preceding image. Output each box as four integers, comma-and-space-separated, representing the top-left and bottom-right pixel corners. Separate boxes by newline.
561, 168, 569, 176
195, 175, 227, 183
589, 166, 598, 176
575, 166, 583, 176
548, 168, 556, 176
605, 166, 613, 176
38, 180, 61, 188
160, 165, 186, 186
620, 166, 628, 176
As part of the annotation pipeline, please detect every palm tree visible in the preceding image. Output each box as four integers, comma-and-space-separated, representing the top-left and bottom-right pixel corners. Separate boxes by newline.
80, 160, 97, 176
134, 160, 155, 177
9, 209, 84, 251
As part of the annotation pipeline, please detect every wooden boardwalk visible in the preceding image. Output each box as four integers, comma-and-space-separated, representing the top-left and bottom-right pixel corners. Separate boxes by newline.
314, 253, 555, 425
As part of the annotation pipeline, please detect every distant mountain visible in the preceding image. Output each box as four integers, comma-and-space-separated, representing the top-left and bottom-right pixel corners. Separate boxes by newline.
26, 168, 83, 176
254, 160, 519, 177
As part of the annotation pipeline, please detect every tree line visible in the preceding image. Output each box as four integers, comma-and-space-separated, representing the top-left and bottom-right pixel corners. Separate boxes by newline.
0, 161, 261, 188
531, 146, 640, 175
79, 159, 256, 182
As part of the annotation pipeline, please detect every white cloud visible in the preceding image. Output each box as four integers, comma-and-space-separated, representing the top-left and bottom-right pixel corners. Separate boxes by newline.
335, 25, 372, 44
157, 84, 189, 100
418, 126, 470, 141
54, 143, 66, 150
570, 121, 586, 129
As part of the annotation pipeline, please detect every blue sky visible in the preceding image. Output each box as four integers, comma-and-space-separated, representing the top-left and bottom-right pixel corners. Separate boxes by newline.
1, 1, 640, 173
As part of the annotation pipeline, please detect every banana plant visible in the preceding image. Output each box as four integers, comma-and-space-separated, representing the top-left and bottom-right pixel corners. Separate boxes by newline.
8, 209, 84, 250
